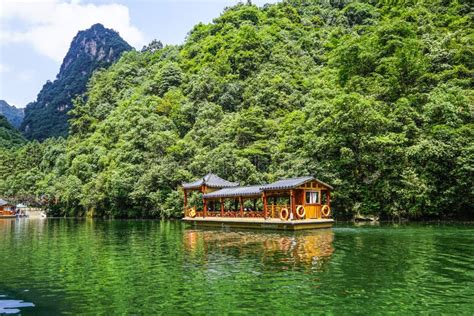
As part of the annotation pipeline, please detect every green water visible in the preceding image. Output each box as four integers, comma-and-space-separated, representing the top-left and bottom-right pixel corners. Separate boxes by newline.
0, 219, 473, 315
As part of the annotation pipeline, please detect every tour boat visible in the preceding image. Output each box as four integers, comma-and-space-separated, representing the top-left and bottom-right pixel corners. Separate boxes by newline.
0, 199, 17, 219
182, 173, 334, 230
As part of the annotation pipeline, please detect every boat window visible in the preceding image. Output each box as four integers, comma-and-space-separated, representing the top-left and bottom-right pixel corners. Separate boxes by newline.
305, 191, 319, 204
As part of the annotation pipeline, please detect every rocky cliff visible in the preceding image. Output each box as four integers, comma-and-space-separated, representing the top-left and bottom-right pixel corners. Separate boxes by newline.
21, 23, 132, 140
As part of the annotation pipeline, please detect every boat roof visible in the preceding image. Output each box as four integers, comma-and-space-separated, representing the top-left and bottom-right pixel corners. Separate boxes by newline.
203, 185, 262, 199
202, 176, 333, 199
182, 173, 239, 190
260, 176, 314, 191
0, 199, 11, 206
261, 176, 333, 191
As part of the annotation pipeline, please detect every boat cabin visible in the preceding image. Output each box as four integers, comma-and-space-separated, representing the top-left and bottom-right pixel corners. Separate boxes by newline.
0, 199, 16, 217
260, 176, 332, 220
182, 174, 334, 230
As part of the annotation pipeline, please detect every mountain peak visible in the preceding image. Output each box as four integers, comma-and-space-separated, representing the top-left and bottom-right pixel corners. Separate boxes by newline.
21, 24, 132, 140
58, 24, 132, 79
89, 23, 106, 31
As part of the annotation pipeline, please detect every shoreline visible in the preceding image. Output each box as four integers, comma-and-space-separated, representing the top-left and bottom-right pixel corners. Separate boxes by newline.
8, 216, 474, 225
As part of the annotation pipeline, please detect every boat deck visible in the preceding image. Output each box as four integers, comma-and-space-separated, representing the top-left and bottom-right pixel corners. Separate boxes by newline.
0, 215, 16, 219
183, 216, 334, 230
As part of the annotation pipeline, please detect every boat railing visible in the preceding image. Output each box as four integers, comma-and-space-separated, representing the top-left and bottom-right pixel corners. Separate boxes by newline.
268, 204, 289, 219
185, 205, 294, 219
0, 210, 16, 216
204, 210, 266, 218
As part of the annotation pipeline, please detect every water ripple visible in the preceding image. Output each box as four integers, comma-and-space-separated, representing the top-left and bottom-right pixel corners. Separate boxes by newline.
0, 219, 473, 314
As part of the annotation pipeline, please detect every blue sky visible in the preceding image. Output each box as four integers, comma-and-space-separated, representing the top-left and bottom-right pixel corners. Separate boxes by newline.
0, 0, 278, 108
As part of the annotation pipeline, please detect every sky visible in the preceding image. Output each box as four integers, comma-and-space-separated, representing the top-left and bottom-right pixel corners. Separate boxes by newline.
0, 0, 278, 108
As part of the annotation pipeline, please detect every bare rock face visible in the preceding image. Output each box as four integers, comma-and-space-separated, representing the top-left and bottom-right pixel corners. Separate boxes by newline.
21, 23, 132, 140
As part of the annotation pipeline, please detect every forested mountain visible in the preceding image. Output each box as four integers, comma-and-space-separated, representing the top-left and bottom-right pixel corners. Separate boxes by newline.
1, 1, 472, 219
20, 23, 132, 140
0, 100, 24, 129
0, 114, 25, 148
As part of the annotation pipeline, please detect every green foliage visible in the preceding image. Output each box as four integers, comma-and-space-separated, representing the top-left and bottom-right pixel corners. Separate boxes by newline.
1, 1, 472, 219
0, 114, 26, 149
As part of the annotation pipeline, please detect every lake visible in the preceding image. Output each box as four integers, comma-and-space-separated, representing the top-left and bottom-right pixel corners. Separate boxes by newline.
0, 219, 473, 314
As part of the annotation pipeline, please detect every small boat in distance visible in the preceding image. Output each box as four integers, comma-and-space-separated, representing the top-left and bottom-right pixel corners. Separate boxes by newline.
182, 173, 334, 230
0, 199, 17, 218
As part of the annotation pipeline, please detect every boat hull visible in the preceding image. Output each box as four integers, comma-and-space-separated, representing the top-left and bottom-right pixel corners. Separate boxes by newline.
183, 217, 334, 231
0, 215, 17, 219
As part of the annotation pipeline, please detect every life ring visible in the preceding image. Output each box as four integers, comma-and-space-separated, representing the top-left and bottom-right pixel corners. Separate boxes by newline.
296, 205, 306, 219
188, 208, 196, 218
321, 205, 331, 217
279, 208, 289, 221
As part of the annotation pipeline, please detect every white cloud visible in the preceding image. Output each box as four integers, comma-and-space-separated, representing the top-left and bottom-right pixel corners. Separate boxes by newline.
0, 0, 145, 63
0, 63, 11, 73
16, 70, 35, 82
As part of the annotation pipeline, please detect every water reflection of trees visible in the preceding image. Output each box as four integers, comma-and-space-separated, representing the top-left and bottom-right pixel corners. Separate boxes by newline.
184, 229, 334, 270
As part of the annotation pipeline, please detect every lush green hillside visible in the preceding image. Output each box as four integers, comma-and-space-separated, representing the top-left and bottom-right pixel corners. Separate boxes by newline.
21, 24, 132, 141
0, 100, 24, 129
1, 0, 472, 219
0, 114, 25, 148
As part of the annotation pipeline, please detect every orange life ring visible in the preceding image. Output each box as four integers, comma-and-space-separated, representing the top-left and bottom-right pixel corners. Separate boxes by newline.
279, 208, 289, 221
188, 208, 196, 218
296, 205, 306, 219
321, 205, 331, 217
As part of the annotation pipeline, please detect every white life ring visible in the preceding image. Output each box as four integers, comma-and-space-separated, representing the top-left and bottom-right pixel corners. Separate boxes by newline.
296, 205, 306, 219
279, 208, 289, 221
321, 205, 331, 217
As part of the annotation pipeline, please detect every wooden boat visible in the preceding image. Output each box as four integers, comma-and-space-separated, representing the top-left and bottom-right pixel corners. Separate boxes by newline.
0, 199, 17, 219
181, 173, 334, 231
0, 209, 17, 218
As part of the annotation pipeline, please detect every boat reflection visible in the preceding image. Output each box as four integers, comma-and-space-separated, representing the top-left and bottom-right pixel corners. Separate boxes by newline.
184, 228, 334, 269
0, 217, 47, 236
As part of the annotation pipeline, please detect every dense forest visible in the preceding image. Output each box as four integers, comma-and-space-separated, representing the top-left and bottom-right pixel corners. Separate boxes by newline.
0, 114, 25, 149
0, 0, 472, 219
